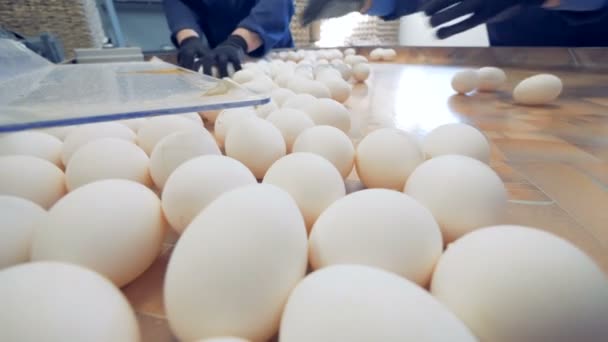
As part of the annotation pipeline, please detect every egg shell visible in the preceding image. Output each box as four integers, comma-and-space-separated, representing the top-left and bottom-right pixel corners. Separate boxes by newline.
369, 48, 384, 61
214, 107, 257, 148
282, 93, 319, 115
31, 179, 166, 287
232, 69, 259, 84
65, 138, 151, 191
0, 155, 66, 209
292, 125, 354, 179
318, 77, 352, 103
355, 128, 424, 190
0, 131, 63, 167
266, 108, 315, 152
225, 117, 286, 179
275, 72, 295, 88
314, 65, 342, 80
287, 77, 331, 99
0, 262, 140, 342
513, 73, 563, 105
137, 116, 195, 155
263, 153, 345, 231
422, 123, 490, 163
255, 100, 278, 118
241, 78, 276, 94
344, 55, 368, 66
332, 62, 352, 81
120, 118, 148, 132
451, 70, 479, 94
382, 48, 397, 61
432, 225, 608, 342
280, 264, 477, 342
343, 48, 356, 56
180, 112, 204, 125
165, 184, 308, 342
270, 88, 296, 107
476, 66, 506, 92
38, 125, 76, 140
161, 155, 257, 233
0, 196, 46, 269
404, 155, 507, 243
149, 129, 221, 190
307, 98, 351, 134
62, 122, 135, 164
201, 110, 221, 123
352, 63, 371, 82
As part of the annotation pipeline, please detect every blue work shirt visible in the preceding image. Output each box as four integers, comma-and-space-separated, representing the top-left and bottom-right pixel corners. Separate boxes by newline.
369, 0, 608, 46
163, 0, 294, 56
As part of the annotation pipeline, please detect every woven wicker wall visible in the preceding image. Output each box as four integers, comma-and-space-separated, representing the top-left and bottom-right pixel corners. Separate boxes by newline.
0, 0, 105, 59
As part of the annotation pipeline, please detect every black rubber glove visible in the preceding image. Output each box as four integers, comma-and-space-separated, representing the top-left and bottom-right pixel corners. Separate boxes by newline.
301, 0, 366, 25
177, 36, 210, 71
201, 35, 248, 78
422, 0, 545, 39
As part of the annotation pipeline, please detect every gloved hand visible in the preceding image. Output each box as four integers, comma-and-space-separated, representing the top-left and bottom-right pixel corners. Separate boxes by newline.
177, 36, 210, 71
301, 0, 366, 25
201, 35, 248, 78
422, 0, 545, 39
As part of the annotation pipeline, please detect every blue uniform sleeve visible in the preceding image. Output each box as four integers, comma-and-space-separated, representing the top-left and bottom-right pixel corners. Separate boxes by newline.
237, 0, 294, 57
380, 0, 421, 21
551, 0, 607, 11
550, 0, 608, 26
163, 0, 203, 46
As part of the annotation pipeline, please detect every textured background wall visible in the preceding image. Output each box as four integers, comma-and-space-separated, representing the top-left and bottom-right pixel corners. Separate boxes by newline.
0, 0, 105, 58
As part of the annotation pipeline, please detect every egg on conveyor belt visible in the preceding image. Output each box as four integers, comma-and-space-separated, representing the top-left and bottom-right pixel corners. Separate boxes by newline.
0, 155, 66, 209
161, 155, 257, 234
62, 122, 135, 165
65, 138, 151, 191
451, 70, 479, 95
279, 264, 477, 342
0, 131, 63, 167
225, 117, 286, 179
0, 196, 47, 269
306, 98, 351, 134
263, 153, 345, 231
149, 128, 221, 190
137, 115, 197, 155
164, 184, 308, 342
404, 155, 507, 244
476, 66, 506, 92
292, 125, 355, 179
355, 128, 424, 191
30, 179, 166, 287
422, 123, 491, 163
432, 225, 608, 342
213, 107, 257, 148
309, 189, 443, 286
0, 262, 140, 342
266, 108, 315, 153
513, 73, 563, 106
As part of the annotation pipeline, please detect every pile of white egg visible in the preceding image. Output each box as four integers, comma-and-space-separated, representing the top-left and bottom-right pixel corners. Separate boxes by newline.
451, 67, 564, 105
1, 48, 606, 342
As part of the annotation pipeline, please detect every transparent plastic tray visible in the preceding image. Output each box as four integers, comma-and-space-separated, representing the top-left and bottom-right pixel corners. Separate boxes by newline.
0, 39, 268, 132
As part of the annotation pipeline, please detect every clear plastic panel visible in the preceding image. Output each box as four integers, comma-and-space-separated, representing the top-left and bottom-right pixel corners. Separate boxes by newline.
0, 39, 268, 132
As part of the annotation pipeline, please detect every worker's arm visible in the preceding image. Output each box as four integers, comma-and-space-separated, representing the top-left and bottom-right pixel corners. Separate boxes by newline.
162, 0, 203, 46
301, 0, 420, 25
545, 0, 608, 25
236, 0, 295, 57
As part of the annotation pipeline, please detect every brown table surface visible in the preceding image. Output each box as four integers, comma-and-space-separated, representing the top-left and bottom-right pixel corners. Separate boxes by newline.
130, 48, 608, 341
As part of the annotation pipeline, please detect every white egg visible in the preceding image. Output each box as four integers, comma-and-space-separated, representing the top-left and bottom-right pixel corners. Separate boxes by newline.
270, 87, 296, 107
476, 66, 506, 92
280, 264, 477, 342
318, 77, 352, 103
314, 65, 342, 81
161, 155, 257, 233
0, 131, 63, 167
255, 100, 278, 118
513, 73, 563, 105
344, 55, 368, 66
165, 184, 307, 342
225, 117, 286, 179
343, 48, 356, 56
137, 115, 196, 155
232, 69, 259, 84
355, 128, 423, 190
241, 78, 276, 94
278, 51, 289, 60
432, 225, 608, 342
263, 153, 345, 231
369, 48, 384, 61
382, 48, 397, 61
120, 117, 148, 132
149, 129, 221, 190
287, 50, 300, 61
292, 125, 354, 179
282, 93, 319, 115
307, 98, 351, 133
30, 179, 166, 287
309, 189, 442, 285
422, 123, 490, 163
266, 108, 315, 152
0, 262, 140, 342
65, 138, 151, 191
451, 70, 480, 94
0, 155, 65, 209
287, 77, 331, 99
352, 63, 371, 82
201, 110, 221, 123
180, 112, 204, 125
332, 62, 353, 81
274, 72, 295, 88
404, 155, 507, 243
62, 122, 135, 164
0, 196, 46, 269
38, 125, 76, 140
213, 107, 257, 148
197, 338, 250, 342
